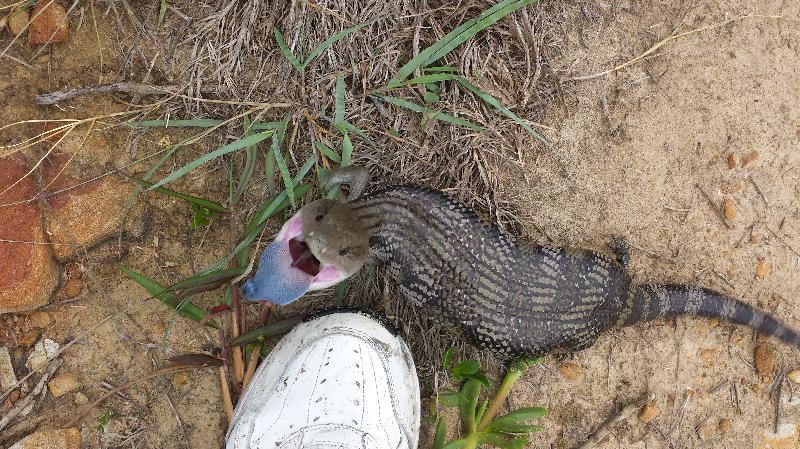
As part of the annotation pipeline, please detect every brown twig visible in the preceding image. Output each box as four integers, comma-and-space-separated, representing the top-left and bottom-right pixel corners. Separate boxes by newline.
219, 367, 234, 423
241, 303, 274, 390
35, 82, 221, 105
575, 395, 647, 449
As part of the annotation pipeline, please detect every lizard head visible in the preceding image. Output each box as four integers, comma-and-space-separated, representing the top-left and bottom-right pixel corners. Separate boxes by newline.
240, 199, 369, 305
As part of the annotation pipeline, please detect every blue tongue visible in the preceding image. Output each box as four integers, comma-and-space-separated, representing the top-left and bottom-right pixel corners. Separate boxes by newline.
241, 241, 313, 305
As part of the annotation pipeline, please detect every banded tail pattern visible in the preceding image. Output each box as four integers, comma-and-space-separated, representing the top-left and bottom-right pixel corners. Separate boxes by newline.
626, 284, 800, 349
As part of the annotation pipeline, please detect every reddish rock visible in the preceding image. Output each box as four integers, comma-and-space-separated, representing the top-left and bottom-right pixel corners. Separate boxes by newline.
9, 428, 80, 449
27, 0, 68, 45
41, 155, 141, 261
0, 155, 58, 313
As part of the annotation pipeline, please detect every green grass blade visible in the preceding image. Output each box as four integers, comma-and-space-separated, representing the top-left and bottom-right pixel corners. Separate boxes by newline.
453, 76, 549, 146
334, 72, 346, 127
340, 128, 353, 167
379, 95, 483, 131
303, 23, 365, 70
393, 0, 534, 82
423, 0, 534, 68
229, 316, 303, 347
126, 119, 224, 128
424, 66, 459, 73
295, 155, 316, 182
273, 28, 304, 73
148, 130, 273, 190
232, 115, 258, 205
386, 73, 457, 89
315, 142, 341, 163
272, 136, 294, 206
249, 121, 282, 131
119, 265, 218, 328
130, 177, 226, 213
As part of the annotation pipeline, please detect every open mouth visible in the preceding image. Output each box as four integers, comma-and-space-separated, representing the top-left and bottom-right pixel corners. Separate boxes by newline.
288, 238, 321, 276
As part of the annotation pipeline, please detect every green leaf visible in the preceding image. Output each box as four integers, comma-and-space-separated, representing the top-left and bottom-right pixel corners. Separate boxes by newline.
334, 72, 346, 127
379, 95, 483, 131
148, 131, 273, 190
273, 28, 303, 73
392, 0, 536, 82
388, 128, 401, 138
459, 379, 482, 431
433, 420, 447, 449
489, 418, 544, 435
442, 438, 467, 449
126, 119, 224, 128
494, 407, 547, 422
129, 177, 226, 213
438, 389, 462, 408
463, 372, 491, 390
157, 0, 167, 29
272, 135, 294, 206
476, 398, 489, 424
229, 316, 303, 346
340, 128, 353, 167
232, 115, 259, 205
304, 23, 365, 70
442, 347, 456, 371
479, 433, 530, 449
451, 359, 480, 380
423, 91, 440, 104
315, 141, 341, 163
119, 265, 218, 328
191, 203, 214, 229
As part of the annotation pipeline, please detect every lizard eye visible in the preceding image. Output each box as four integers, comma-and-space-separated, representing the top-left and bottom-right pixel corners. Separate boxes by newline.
339, 247, 351, 257
315, 214, 325, 222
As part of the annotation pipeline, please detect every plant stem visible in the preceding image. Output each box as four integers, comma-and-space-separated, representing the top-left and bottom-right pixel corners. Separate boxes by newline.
476, 368, 524, 430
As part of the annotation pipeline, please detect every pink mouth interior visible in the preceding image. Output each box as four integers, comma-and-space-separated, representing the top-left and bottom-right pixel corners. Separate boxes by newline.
288, 238, 321, 276
278, 213, 343, 285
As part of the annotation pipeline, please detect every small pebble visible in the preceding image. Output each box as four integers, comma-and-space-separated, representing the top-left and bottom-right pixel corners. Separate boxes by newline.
726, 153, 738, 169
638, 402, 660, 423
718, 418, 730, 433
697, 418, 718, 440
7, 8, 29, 36
741, 150, 760, 169
699, 348, 717, 368
0, 347, 17, 390
28, 311, 51, 329
172, 372, 189, 389
19, 328, 41, 347
74, 391, 88, 405
787, 370, 800, 384
62, 278, 82, 298
723, 198, 736, 221
557, 362, 581, 380
26, 338, 60, 373
755, 259, 770, 279
48, 372, 78, 397
754, 346, 775, 376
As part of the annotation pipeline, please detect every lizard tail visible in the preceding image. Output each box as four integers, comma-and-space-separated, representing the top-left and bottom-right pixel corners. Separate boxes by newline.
624, 284, 800, 349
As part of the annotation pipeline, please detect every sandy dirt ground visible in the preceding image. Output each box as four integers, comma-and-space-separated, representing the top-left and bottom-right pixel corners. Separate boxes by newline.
1, 0, 799, 448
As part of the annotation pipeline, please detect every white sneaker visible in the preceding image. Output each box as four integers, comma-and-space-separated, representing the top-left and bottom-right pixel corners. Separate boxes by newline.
226, 309, 421, 449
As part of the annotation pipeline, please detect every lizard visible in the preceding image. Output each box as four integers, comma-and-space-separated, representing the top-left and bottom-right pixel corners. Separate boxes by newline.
241, 167, 800, 357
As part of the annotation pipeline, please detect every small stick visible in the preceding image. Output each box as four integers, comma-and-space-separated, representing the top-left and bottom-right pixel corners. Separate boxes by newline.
219, 367, 234, 423
575, 396, 647, 449
747, 173, 769, 208
241, 303, 274, 390
36, 82, 178, 105
696, 184, 732, 230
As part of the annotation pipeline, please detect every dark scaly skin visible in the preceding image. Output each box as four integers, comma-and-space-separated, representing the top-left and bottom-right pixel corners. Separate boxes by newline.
351, 185, 800, 357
